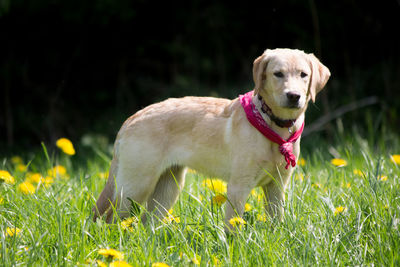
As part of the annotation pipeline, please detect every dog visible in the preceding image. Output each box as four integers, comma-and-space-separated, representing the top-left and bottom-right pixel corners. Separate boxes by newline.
93, 48, 330, 231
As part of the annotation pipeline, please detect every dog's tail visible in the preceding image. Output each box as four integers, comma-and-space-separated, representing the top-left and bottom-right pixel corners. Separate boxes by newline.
92, 157, 117, 222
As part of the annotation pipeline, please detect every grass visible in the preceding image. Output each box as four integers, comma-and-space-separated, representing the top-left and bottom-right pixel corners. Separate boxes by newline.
1, 131, 400, 266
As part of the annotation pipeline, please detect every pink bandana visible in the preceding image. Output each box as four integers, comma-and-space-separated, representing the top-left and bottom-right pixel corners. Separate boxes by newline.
239, 91, 304, 169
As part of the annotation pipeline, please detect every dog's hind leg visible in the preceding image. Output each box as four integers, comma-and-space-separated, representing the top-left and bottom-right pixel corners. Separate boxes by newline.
92, 157, 118, 222
145, 165, 186, 222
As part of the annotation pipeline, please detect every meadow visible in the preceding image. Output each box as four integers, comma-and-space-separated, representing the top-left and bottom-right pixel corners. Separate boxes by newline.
1, 130, 399, 266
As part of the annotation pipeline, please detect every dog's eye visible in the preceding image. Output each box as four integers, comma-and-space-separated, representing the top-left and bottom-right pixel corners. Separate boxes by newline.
300, 72, 308, 78
274, 72, 284, 78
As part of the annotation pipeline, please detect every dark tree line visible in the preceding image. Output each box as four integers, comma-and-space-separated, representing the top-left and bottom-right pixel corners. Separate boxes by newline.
1, 0, 399, 150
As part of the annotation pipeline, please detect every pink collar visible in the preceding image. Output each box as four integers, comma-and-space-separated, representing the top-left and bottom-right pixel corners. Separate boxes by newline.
239, 91, 304, 169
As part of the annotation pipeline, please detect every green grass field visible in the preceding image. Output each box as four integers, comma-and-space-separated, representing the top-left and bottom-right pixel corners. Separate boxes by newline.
1, 131, 399, 266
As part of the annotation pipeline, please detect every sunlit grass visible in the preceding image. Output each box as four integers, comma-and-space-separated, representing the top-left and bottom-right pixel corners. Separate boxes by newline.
1, 133, 399, 266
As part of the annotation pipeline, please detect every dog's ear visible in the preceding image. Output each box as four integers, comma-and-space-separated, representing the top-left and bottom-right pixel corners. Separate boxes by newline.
307, 53, 331, 102
253, 51, 270, 95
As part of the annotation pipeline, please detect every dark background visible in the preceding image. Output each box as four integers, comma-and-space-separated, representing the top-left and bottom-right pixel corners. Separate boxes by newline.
1, 0, 399, 152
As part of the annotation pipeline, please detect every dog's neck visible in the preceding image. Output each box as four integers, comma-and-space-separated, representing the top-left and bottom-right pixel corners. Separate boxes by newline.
256, 94, 297, 128
252, 94, 304, 140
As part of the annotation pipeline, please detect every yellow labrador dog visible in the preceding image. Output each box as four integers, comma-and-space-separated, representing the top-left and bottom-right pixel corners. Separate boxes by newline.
93, 48, 330, 231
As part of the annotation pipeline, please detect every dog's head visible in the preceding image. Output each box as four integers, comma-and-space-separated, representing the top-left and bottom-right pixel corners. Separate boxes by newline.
253, 48, 330, 120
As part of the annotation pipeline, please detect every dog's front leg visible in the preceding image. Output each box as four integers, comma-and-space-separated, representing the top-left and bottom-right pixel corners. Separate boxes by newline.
224, 182, 253, 232
262, 170, 291, 220
262, 181, 285, 220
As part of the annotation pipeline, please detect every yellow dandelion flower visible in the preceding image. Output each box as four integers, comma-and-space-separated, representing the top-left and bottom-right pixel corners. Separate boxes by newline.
163, 214, 180, 224
16, 164, 27, 172
26, 173, 44, 184
56, 137, 76, 155
172, 216, 181, 223
244, 203, 252, 212
110, 261, 133, 267
152, 263, 170, 267
353, 169, 365, 177
162, 209, 180, 223
0, 197, 4, 204
11, 156, 23, 165
257, 214, 267, 222
98, 248, 124, 260
334, 206, 347, 216
18, 181, 36, 194
0, 170, 15, 184
191, 255, 201, 265
212, 256, 220, 266
311, 183, 322, 189
341, 182, 351, 188
257, 193, 263, 203
86, 259, 107, 267
229, 217, 246, 228
295, 172, 304, 182
250, 189, 264, 202
330, 158, 347, 167
202, 178, 227, 194
377, 175, 388, 181
212, 194, 227, 205
391, 154, 400, 165
250, 189, 258, 197
298, 157, 306, 166
98, 172, 108, 179
44, 176, 54, 187
121, 217, 137, 232
26, 174, 53, 187
6, 227, 21, 237
47, 165, 68, 178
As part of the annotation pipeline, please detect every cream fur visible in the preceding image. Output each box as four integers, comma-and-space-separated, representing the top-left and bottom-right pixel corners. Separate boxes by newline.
92, 48, 330, 231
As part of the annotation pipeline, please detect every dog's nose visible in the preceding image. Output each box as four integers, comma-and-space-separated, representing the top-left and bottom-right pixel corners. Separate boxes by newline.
286, 92, 300, 103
